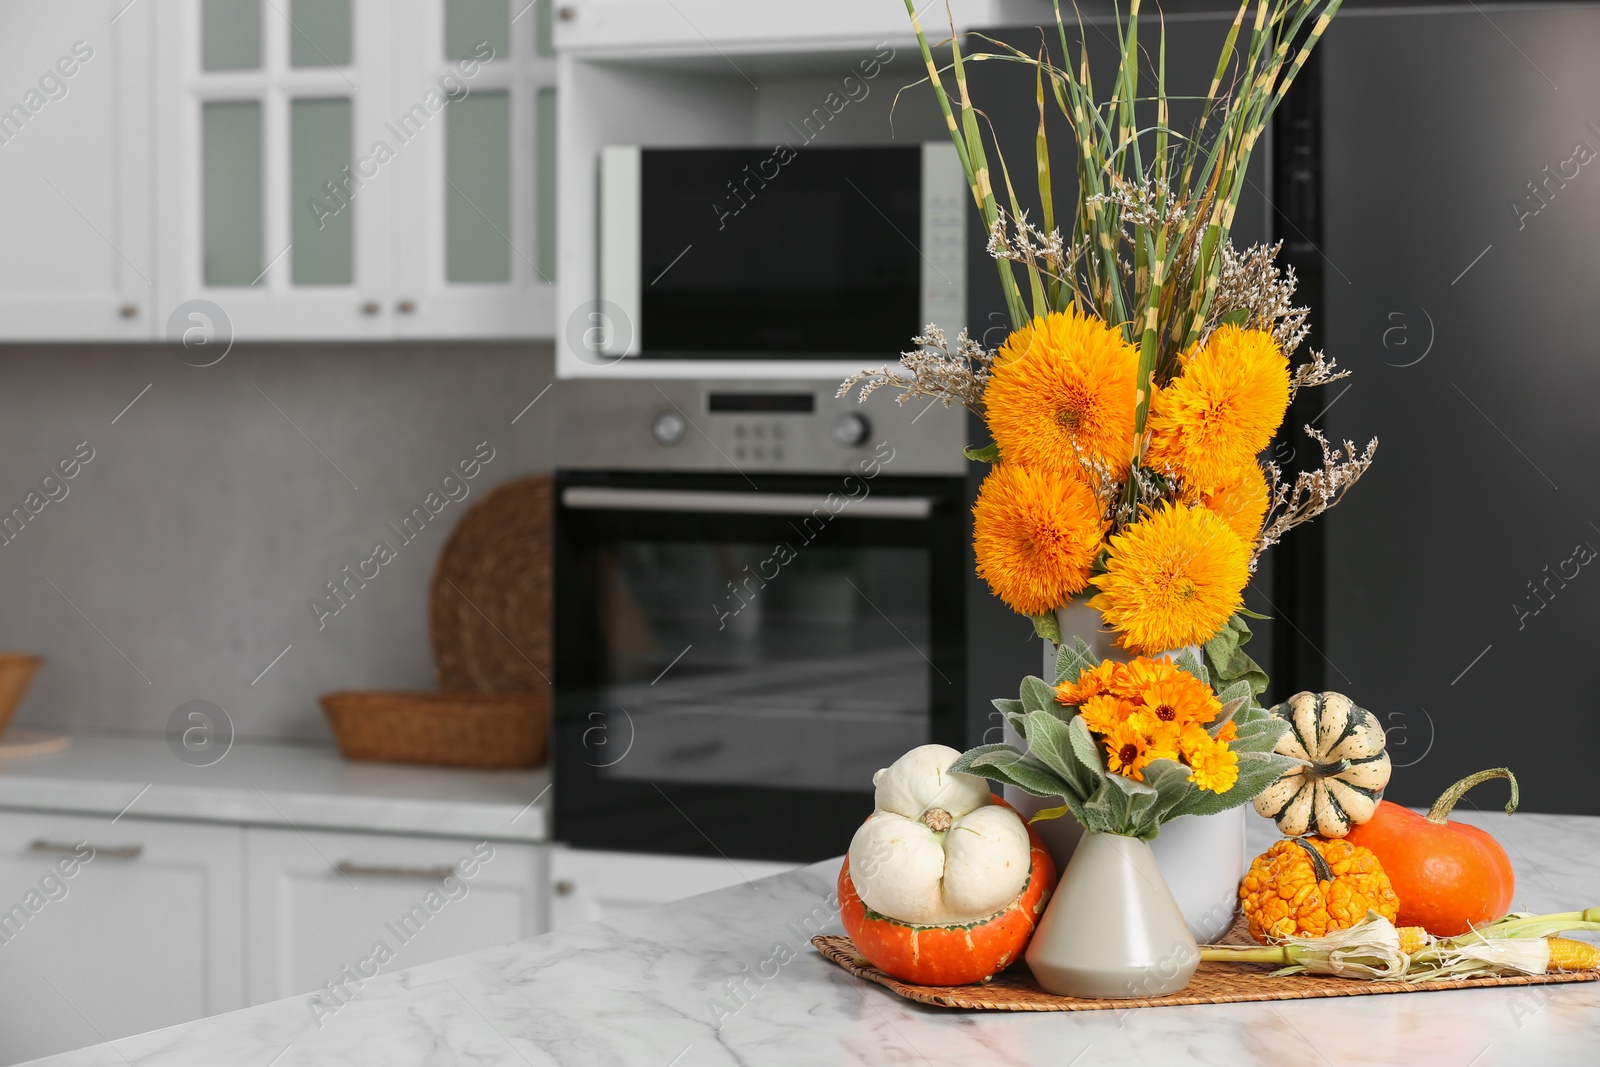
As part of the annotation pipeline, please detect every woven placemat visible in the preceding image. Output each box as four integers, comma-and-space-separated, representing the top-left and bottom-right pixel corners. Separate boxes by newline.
429, 476, 552, 692
812, 933, 1599, 1011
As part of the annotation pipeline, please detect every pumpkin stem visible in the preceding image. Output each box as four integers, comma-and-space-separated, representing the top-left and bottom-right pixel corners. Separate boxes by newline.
1427, 768, 1520, 824
1309, 759, 1351, 779
921, 808, 954, 832
1291, 837, 1335, 884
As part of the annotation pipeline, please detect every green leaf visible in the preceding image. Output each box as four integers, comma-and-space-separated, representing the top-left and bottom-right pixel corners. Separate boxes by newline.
1004, 709, 1032, 743
1217, 307, 1252, 327
1030, 611, 1062, 644
1054, 635, 1098, 686
1173, 646, 1210, 686
1019, 675, 1058, 715
964, 442, 1001, 463
991, 697, 1025, 718
952, 746, 1072, 799
1205, 614, 1269, 697
1022, 711, 1096, 797
1065, 715, 1107, 787
1238, 607, 1272, 621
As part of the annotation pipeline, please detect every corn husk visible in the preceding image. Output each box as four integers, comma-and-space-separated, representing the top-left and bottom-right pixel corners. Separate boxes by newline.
1199, 911, 1407, 978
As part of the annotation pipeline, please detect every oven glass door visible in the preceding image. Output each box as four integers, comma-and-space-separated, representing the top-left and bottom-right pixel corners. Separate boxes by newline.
554, 471, 966, 863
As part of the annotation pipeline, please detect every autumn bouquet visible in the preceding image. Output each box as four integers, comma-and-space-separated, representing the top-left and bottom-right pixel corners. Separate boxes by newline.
840, 3, 1377, 833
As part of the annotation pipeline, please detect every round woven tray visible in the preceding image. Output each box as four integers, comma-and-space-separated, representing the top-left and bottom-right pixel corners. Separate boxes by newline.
428, 475, 552, 693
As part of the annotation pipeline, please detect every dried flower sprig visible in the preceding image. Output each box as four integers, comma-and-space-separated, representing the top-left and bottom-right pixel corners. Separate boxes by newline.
1287, 348, 1350, 402
1206, 242, 1310, 357
1256, 428, 1379, 566
836, 323, 994, 416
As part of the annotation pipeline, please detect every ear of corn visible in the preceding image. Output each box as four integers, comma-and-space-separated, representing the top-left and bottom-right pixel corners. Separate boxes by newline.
1546, 937, 1600, 972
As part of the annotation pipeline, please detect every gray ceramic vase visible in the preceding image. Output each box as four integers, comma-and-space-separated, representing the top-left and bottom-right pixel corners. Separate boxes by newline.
1025, 831, 1200, 998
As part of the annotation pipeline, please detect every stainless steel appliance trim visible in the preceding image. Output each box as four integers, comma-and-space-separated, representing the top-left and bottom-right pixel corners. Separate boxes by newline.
561, 486, 932, 519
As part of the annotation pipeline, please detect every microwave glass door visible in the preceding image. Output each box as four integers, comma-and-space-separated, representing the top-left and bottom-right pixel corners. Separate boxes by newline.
639, 147, 922, 359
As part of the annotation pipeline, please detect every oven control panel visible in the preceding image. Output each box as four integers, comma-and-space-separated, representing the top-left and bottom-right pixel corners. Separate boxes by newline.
558, 380, 965, 476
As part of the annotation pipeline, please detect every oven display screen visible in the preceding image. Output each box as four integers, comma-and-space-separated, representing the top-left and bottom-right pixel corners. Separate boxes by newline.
590, 541, 930, 792
639, 147, 922, 359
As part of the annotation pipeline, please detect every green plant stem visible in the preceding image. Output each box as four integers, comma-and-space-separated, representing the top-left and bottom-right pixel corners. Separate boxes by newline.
1427, 767, 1519, 823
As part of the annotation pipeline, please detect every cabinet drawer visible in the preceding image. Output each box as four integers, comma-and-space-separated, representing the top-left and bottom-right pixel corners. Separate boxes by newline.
0, 810, 242, 1065
244, 828, 546, 1006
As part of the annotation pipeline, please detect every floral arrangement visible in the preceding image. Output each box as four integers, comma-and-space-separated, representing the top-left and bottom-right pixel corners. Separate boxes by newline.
950, 636, 1297, 840
843, 0, 1375, 660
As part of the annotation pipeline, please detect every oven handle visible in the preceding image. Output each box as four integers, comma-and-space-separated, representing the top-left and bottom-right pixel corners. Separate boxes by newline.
561, 486, 933, 519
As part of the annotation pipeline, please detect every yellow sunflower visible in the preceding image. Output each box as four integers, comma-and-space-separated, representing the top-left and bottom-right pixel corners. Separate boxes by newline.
1199, 461, 1270, 548
1146, 325, 1290, 491
1186, 737, 1240, 794
985, 308, 1139, 479
1089, 503, 1251, 654
972, 463, 1105, 617
1104, 722, 1154, 781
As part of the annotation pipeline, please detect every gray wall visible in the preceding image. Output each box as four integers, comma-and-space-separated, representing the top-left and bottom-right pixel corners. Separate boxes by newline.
0, 341, 554, 741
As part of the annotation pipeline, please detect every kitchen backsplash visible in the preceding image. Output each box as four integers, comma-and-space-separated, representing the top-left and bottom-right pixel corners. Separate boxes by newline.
0, 341, 555, 741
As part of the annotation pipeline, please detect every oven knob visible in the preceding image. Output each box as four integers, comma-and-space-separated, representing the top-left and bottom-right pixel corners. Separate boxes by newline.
831, 413, 871, 448
651, 409, 688, 446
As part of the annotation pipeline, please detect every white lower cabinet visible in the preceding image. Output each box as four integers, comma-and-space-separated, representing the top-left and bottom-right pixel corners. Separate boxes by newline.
0, 811, 243, 1066
243, 828, 548, 1006
550, 848, 799, 932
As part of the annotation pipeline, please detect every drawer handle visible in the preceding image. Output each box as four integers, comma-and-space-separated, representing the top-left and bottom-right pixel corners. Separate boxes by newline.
30, 840, 141, 860
334, 862, 456, 880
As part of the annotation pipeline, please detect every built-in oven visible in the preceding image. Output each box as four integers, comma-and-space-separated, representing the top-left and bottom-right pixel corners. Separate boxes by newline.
552, 381, 970, 863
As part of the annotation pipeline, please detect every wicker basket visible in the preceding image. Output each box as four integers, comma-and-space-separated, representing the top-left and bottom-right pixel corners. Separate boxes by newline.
0, 654, 43, 739
320, 690, 548, 769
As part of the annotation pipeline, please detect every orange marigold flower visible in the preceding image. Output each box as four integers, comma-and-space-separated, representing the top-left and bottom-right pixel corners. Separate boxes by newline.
1146, 325, 1290, 491
1108, 656, 1179, 698
1187, 737, 1240, 793
1128, 677, 1219, 734
985, 309, 1139, 480
1089, 503, 1251, 654
1079, 693, 1131, 735
1200, 461, 1270, 548
973, 463, 1104, 617
1215, 719, 1239, 744
1104, 722, 1154, 781
1056, 659, 1119, 706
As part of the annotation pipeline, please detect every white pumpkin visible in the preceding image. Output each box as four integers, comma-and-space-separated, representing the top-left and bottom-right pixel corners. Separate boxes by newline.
846, 744, 1032, 925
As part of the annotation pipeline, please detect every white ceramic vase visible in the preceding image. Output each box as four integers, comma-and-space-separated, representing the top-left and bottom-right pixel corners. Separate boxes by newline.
1024, 831, 1199, 998
1001, 600, 1246, 944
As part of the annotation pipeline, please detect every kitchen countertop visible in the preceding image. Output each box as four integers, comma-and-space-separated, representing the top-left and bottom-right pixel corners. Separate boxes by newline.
24, 808, 1599, 1066
0, 733, 550, 842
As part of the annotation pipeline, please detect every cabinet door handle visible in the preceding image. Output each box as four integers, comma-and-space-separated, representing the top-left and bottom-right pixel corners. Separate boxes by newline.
360, 300, 382, 315
554, 879, 576, 896
118, 303, 140, 319
334, 862, 456, 880
395, 299, 417, 314
30, 840, 142, 860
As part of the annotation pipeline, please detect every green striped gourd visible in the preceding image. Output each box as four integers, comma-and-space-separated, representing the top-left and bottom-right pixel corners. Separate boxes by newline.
1253, 692, 1392, 837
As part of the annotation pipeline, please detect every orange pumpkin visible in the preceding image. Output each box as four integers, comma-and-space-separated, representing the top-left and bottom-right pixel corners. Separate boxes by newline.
1344, 768, 1518, 936
838, 796, 1056, 986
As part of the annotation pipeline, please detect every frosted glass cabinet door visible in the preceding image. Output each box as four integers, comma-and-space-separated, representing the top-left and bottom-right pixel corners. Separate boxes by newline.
0, 1, 153, 340
152, 0, 397, 340
391, 0, 555, 337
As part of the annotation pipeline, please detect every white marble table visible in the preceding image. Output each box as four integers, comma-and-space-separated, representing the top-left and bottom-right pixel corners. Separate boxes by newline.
0, 733, 550, 841
24, 810, 1599, 1066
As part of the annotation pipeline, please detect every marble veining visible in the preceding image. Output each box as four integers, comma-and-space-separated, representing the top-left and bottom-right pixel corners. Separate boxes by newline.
0, 733, 549, 841
22, 810, 1600, 1066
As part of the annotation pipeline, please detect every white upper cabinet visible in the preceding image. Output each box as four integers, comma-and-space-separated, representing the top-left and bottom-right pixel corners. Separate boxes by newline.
391, 0, 558, 337
144, 0, 558, 341
0, 1, 152, 340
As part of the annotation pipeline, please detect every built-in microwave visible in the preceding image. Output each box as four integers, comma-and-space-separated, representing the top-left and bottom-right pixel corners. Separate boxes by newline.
594, 143, 967, 376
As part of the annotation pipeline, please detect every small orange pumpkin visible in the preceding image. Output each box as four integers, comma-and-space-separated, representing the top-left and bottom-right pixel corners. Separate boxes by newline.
838, 796, 1055, 986
1344, 768, 1518, 936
